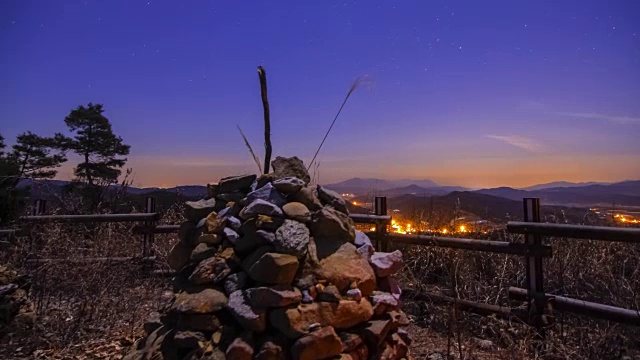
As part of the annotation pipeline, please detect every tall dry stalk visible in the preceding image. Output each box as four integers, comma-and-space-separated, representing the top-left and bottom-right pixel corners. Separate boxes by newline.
257, 66, 272, 174
308, 75, 372, 170
236, 125, 263, 173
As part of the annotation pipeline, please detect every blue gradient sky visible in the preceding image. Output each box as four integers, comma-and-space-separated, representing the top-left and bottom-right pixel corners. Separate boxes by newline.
2, 0, 639, 188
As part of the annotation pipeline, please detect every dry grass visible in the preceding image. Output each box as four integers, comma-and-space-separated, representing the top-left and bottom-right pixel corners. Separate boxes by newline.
0, 203, 184, 359
1, 200, 639, 359
396, 230, 640, 359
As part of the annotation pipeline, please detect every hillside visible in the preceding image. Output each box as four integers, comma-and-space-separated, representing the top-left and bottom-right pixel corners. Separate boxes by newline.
476, 180, 640, 206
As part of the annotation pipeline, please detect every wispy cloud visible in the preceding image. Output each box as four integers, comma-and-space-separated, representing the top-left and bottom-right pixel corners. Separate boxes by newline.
552, 112, 640, 125
485, 134, 543, 152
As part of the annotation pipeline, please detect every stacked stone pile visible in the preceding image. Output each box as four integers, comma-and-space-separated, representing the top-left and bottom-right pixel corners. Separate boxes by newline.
0, 265, 35, 338
126, 156, 412, 360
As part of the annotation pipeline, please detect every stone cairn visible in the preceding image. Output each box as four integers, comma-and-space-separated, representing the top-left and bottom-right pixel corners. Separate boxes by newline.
126, 156, 412, 360
0, 264, 35, 338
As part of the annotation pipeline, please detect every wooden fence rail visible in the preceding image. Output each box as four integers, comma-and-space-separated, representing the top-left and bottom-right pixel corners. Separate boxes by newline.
507, 221, 640, 243
3, 194, 639, 332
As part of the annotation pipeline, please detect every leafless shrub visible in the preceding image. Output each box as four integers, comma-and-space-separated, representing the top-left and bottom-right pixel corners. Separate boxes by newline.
0, 201, 184, 358
397, 228, 640, 359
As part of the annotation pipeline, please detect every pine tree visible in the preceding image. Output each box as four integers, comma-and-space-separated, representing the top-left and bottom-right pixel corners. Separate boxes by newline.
62, 103, 130, 209
9, 131, 68, 187
63, 103, 130, 186
0, 131, 67, 224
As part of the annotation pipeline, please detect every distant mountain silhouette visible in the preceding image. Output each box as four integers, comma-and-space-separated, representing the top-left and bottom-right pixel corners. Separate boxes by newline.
323, 177, 446, 195
18, 178, 640, 208
522, 181, 608, 191
476, 180, 640, 206
379, 184, 467, 197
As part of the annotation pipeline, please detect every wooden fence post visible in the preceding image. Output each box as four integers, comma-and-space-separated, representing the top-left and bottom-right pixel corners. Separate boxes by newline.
143, 196, 156, 260
33, 199, 47, 216
28, 199, 47, 254
523, 197, 545, 337
375, 196, 388, 251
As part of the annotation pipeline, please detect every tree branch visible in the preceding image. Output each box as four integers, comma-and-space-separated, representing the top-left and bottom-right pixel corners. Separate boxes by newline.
257, 66, 272, 174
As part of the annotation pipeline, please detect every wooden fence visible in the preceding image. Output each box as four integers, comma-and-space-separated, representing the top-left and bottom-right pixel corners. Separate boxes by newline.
2, 195, 639, 335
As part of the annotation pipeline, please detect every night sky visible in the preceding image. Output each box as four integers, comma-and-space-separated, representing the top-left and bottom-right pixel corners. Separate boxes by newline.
2, 1, 639, 188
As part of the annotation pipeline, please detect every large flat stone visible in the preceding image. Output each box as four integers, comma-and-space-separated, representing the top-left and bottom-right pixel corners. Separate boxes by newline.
291, 326, 343, 360
312, 240, 376, 296
310, 207, 355, 242
270, 299, 374, 338
171, 288, 227, 314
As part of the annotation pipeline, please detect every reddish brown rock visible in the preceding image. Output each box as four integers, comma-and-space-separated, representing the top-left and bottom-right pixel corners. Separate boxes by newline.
226, 335, 254, 360
247, 286, 302, 308
339, 332, 364, 353
312, 240, 376, 295
205, 212, 227, 234
360, 319, 393, 348
291, 326, 343, 360
349, 344, 369, 360
270, 299, 374, 338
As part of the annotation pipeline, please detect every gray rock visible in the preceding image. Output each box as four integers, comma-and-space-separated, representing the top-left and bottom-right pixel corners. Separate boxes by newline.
357, 244, 375, 261
178, 221, 198, 246
171, 288, 228, 314
239, 199, 283, 220
255, 173, 276, 189
378, 276, 402, 300
168, 240, 192, 271
228, 290, 267, 332
317, 285, 341, 303
346, 288, 362, 301
196, 233, 222, 246
310, 207, 356, 242
224, 272, 249, 295
190, 243, 218, 261
216, 191, 246, 203
301, 289, 314, 304
217, 206, 235, 219
185, 198, 217, 222
236, 229, 274, 256
226, 335, 254, 359
272, 177, 306, 195
291, 186, 323, 211
271, 156, 310, 184
370, 250, 404, 277
317, 185, 349, 214
174, 330, 206, 348
188, 255, 232, 285
354, 230, 373, 248
228, 216, 242, 231
223, 227, 240, 245
217, 174, 257, 194
274, 219, 310, 258
246, 183, 287, 208
371, 291, 399, 315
